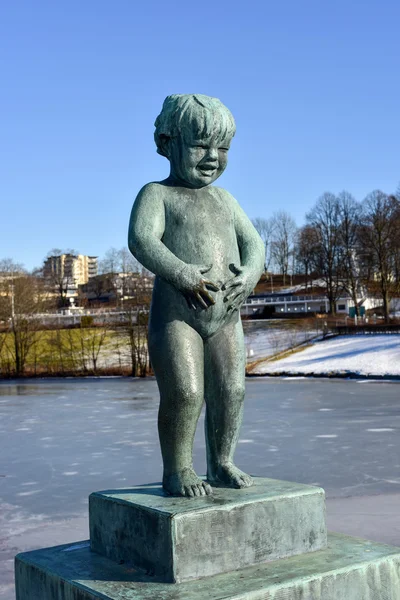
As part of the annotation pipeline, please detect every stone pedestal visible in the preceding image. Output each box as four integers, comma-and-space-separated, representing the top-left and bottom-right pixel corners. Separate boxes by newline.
89, 478, 327, 582
15, 478, 400, 599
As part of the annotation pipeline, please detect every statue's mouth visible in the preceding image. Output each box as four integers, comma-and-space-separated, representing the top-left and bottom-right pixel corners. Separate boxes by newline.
198, 166, 217, 176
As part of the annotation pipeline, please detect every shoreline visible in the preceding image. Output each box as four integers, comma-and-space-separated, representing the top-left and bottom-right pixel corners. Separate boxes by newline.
247, 371, 400, 381
1, 373, 400, 383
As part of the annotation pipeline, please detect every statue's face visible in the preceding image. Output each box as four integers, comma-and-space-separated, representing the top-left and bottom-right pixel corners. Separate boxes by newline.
168, 132, 231, 189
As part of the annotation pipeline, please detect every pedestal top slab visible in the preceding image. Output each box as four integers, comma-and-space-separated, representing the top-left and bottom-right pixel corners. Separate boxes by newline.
91, 476, 324, 515
89, 477, 327, 582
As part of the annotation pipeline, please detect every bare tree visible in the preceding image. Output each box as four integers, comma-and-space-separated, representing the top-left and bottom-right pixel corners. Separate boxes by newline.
251, 217, 274, 272
296, 225, 318, 291
270, 211, 297, 285
98, 247, 141, 306
115, 272, 151, 377
77, 321, 110, 373
119, 247, 141, 274
98, 247, 120, 275
337, 191, 364, 316
118, 247, 141, 303
306, 193, 343, 314
359, 191, 400, 322
0, 259, 48, 376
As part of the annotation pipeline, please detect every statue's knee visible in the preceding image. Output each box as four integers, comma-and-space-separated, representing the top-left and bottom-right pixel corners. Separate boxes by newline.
171, 384, 203, 408
226, 383, 245, 403
183, 390, 204, 407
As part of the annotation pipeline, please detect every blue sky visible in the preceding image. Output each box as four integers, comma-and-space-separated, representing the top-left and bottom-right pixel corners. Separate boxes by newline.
1, 0, 399, 270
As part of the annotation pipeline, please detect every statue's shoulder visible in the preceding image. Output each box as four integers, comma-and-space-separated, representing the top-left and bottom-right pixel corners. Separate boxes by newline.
135, 181, 166, 200
212, 186, 237, 207
133, 182, 172, 212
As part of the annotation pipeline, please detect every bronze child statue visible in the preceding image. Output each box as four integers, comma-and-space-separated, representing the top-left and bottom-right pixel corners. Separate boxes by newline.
128, 94, 264, 497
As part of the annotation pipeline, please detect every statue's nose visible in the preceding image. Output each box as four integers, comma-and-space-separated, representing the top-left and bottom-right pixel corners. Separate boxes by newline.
206, 147, 218, 161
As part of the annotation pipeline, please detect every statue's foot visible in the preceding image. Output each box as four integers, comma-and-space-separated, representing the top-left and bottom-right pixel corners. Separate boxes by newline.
208, 462, 253, 489
163, 467, 213, 497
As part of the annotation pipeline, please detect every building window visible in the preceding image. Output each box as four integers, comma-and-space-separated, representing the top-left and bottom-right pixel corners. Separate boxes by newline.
338, 304, 346, 311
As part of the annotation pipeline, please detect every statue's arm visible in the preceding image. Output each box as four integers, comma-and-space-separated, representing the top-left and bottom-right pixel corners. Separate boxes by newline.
128, 185, 186, 287
220, 190, 265, 310
230, 193, 265, 282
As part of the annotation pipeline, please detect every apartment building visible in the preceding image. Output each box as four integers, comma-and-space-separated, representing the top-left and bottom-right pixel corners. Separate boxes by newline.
43, 254, 98, 296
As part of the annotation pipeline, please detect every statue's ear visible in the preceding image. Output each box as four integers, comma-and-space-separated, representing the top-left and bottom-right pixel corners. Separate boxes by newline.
158, 134, 171, 158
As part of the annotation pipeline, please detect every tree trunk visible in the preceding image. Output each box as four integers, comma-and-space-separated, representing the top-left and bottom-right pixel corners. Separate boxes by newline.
12, 323, 22, 376
383, 292, 390, 324
328, 295, 336, 315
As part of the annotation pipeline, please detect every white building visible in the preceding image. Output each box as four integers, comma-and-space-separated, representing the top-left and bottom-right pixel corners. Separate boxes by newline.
242, 293, 372, 317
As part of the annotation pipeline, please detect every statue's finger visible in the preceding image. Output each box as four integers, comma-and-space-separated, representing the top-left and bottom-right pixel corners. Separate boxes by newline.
195, 292, 209, 309
227, 304, 239, 313
200, 289, 216, 305
223, 276, 242, 290
224, 288, 243, 302
225, 280, 242, 290
229, 262, 242, 275
185, 294, 197, 310
203, 280, 220, 292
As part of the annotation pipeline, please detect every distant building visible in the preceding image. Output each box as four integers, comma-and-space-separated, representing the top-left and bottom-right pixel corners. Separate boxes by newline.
243, 292, 352, 316
242, 292, 380, 317
43, 254, 98, 298
0, 270, 25, 283
79, 272, 153, 303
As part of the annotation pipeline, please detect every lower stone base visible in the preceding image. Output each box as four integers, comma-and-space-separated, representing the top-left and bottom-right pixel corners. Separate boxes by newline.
15, 533, 400, 600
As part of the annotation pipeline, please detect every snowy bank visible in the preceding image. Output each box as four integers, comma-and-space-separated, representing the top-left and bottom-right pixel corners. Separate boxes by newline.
251, 334, 400, 378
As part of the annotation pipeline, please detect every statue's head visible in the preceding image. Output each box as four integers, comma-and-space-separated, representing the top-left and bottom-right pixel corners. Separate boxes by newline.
154, 94, 236, 189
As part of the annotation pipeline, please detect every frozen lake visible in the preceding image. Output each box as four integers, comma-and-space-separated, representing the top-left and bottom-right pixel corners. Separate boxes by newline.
1, 376, 400, 597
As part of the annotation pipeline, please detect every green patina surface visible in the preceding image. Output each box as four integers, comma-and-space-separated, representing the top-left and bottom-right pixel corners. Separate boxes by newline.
15, 533, 400, 599
89, 478, 327, 582
128, 94, 265, 497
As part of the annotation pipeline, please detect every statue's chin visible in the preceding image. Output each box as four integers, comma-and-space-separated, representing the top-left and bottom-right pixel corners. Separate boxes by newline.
170, 168, 221, 189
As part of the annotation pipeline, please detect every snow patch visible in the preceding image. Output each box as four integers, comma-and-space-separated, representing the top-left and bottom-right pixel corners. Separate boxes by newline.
253, 335, 400, 378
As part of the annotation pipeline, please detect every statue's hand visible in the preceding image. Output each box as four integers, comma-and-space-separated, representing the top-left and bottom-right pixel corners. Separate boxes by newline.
176, 263, 220, 310
223, 264, 254, 313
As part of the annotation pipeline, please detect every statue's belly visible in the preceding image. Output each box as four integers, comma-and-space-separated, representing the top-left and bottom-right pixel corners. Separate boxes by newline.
150, 225, 240, 336
150, 257, 241, 339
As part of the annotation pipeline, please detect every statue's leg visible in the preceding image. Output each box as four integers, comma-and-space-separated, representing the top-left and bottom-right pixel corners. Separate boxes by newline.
204, 318, 253, 489
149, 319, 212, 497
